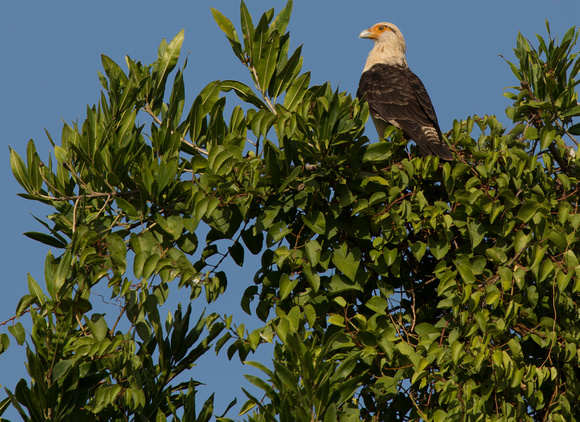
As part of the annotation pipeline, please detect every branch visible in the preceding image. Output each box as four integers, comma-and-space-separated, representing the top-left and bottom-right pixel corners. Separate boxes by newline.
35, 189, 139, 203
556, 119, 579, 146
547, 143, 570, 174
207, 221, 249, 275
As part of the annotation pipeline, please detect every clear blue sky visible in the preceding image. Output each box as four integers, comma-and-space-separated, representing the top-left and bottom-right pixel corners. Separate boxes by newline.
1, 1, 578, 419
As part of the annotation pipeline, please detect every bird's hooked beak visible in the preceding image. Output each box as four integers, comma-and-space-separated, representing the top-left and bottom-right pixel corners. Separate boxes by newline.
359, 29, 377, 40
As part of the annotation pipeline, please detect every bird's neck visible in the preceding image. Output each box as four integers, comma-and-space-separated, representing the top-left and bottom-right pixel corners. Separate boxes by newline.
363, 42, 407, 72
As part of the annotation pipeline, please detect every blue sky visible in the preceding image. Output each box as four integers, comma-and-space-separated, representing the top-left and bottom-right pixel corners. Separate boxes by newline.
1, 0, 578, 419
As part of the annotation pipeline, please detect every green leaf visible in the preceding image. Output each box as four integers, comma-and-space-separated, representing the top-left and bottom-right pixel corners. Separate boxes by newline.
328, 314, 345, 327
0, 334, 9, 354
23, 232, 66, 248
272, 46, 303, 99
451, 340, 463, 364
167, 68, 185, 124
142, 254, 160, 280
301, 211, 326, 235
332, 244, 360, 282
240, 1, 255, 56
197, 393, 215, 422
54, 250, 72, 293
279, 274, 298, 300
155, 213, 184, 240
486, 247, 508, 265
10, 148, 32, 193
229, 242, 245, 267
517, 203, 537, 223
211, 8, 240, 43
456, 261, 475, 284
133, 251, 147, 279
15, 295, 34, 318
539, 126, 556, 150
429, 236, 450, 260
241, 229, 263, 255
485, 286, 501, 306
270, 0, 293, 35
250, 109, 276, 139
52, 359, 74, 381
25, 140, 42, 192
415, 323, 440, 341
562, 104, 580, 117
27, 274, 45, 306
468, 221, 485, 248
7, 322, 25, 346
267, 221, 290, 245
221, 80, 267, 109
0, 396, 11, 416
514, 230, 530, 253
362, 142, 391, 162
283, 72, 310, 110
299, 266, 319, 294
244, 374, 277, 398
87, 314, 108, 341
303, 303, 316, 326
568, 123, 580, 135
188, 80, 221, 142
410, 241, 427, 262
255, 31, 280, 92
366, 296, 388, 315
155, 29, 184, 87
239, 390, 259, 416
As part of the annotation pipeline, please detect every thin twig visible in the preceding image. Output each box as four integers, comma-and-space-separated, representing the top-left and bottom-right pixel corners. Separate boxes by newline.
75, 313, 89, 336
110, 304, 128, 335
409, 392, 430, 422
72, 196, 80, 233
207, 220, 250, 274
410, 286, 417, 332
34, 189, 139, 203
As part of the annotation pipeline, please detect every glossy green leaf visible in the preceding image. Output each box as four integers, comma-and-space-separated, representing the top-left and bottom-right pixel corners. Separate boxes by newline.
366, 296, 388, 315
23, 232, 66, 248
331, 244, 360, 282
467, 221, 485, 248
7, 322, 25, 346
221, 80, 267, 109
255, 31, 279, 92
270, 0, 293, 35
562, 104, 580, 117
154, 29, 184, 87
9, 148, 32, 193
239, 1, 255, 55
211, 7, 240, 43
27, 274, 45, 306
283, 72, 310, 110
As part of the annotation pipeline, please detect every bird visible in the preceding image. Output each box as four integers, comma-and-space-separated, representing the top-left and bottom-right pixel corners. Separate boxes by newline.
356, 23, 454, 160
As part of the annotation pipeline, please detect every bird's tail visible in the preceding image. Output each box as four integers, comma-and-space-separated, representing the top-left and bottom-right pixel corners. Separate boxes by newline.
424, 142, 454, 161
419, 127, 454, 160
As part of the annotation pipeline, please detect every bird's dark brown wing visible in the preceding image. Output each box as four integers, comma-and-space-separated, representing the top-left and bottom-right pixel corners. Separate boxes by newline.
357, 63, 453, 160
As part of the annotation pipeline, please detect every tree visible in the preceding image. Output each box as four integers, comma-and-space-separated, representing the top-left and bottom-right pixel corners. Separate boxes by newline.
4, 1, 580, 420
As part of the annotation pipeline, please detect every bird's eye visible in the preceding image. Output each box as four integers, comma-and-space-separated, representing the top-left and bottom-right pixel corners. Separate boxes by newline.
378, 25, 385, 31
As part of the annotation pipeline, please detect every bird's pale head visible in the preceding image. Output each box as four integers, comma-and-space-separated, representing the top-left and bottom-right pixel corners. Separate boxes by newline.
360, 22, 407, 69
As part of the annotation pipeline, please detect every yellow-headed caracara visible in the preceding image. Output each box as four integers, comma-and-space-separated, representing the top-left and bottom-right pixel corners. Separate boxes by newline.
357, 23, 454, 160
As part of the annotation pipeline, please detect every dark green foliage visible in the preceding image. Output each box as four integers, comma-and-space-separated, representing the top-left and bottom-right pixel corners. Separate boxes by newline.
5, 2, 580, 420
